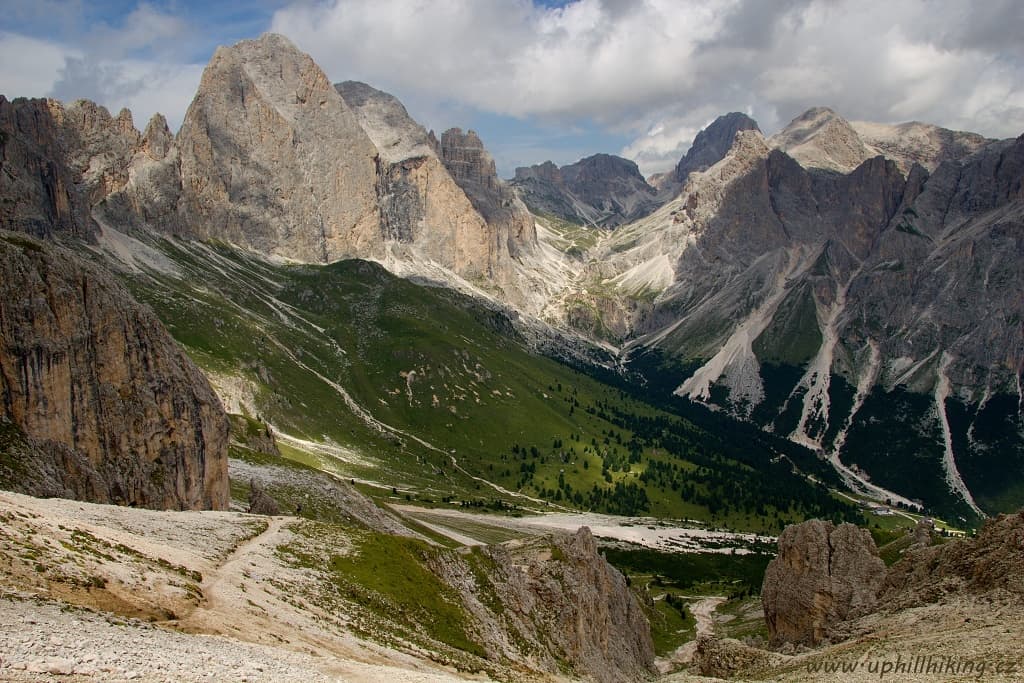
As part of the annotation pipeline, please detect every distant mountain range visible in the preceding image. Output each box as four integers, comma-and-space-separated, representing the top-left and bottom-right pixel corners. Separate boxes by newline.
2, 32, 1021, 523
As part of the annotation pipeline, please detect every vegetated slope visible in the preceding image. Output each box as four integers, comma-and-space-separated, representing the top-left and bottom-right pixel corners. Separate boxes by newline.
96, 230, 860, 533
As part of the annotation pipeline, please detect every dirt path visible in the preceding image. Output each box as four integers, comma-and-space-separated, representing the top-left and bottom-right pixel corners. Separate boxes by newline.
656, 596, 726, 673
177, 516, 290, 637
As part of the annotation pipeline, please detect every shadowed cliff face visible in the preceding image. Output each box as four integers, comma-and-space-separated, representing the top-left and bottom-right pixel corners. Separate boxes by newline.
439, 127, 536, 259
336, 81, 536, 281
512, 153, 659, 228
0, 96, 141, 241
0, 232, 229, 510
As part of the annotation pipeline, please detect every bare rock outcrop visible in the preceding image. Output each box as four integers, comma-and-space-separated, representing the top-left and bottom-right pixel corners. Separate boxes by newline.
693, 634, 785, 679
910, 518, 936, 547
0, 97, 138, 240
247, 478, 280, 516
762, 520, 886, 645
428, 527, 656, 682
512, 153, 659, 227
0, 231, 229, 510
881, 511, 1024, 608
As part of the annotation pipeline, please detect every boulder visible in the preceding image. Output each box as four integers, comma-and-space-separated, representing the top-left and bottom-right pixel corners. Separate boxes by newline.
762, 520, 886, 645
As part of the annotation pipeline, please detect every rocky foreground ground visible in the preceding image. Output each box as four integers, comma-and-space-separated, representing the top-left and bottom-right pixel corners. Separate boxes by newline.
2, 484, 1022, 682
0, 491, 485, 682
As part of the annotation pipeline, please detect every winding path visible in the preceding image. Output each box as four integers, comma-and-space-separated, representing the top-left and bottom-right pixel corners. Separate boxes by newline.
656, 596, 726, 673
178, 517, 290, 637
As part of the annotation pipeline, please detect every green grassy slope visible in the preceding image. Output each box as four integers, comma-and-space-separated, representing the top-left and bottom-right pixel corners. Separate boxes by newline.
108, 235, 860, 532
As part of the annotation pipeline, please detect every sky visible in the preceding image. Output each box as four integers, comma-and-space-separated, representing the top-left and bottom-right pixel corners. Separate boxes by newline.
2, 0, 1022, 178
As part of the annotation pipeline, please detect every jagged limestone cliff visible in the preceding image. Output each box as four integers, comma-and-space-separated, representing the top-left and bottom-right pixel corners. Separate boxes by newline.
335, 81, 499, 279
0, 231, 229, 510
428, 527, 656, 682
0, 96, 139, 240
512, 153, 659, 227
438, 126, 536, 260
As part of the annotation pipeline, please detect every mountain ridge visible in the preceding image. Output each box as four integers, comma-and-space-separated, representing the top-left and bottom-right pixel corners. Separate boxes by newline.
1, 31, 1021, 521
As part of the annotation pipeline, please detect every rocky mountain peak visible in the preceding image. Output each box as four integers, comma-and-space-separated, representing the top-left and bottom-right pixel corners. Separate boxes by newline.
335, 80, 437, 163
172, 31, 381, 262
140, 113, 173, 161
768, 106, 992, 175
673, 111, 762, 185
769, 106, 871, 173
563, 153, 646, 184
440, 127, 498, 190
115, 107, 136, 136
511, 153, 658, 228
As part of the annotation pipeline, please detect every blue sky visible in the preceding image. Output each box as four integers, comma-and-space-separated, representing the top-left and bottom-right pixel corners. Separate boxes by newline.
2, 0, 1022, 177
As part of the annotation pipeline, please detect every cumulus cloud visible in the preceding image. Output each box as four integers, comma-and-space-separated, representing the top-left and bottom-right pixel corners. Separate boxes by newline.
0, 32, 70, 99
0, 3, 206, 131
2, 0, 1022, 175
272, 0, 1024, 174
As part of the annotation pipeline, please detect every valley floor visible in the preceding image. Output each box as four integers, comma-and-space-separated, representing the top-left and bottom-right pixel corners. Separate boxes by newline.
391, 505, 774, 553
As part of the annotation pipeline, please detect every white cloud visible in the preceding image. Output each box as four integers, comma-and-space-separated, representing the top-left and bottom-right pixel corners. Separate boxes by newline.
0, 32, 70, 99
271, 0, 1024, 175
3, 0, 1022, 173
1, 4, 205, 132
50, 56, 203, 130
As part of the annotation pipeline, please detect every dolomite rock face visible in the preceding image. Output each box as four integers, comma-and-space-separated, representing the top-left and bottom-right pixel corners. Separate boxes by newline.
762, 520, 886, 645
335, 81, 495, 278
439, 127, 536, 259
512, 153, 659, 227
0, 97, 139, 240
427, 527, 656, 683
171, 33, 381, 262
0, 231, 229, 510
